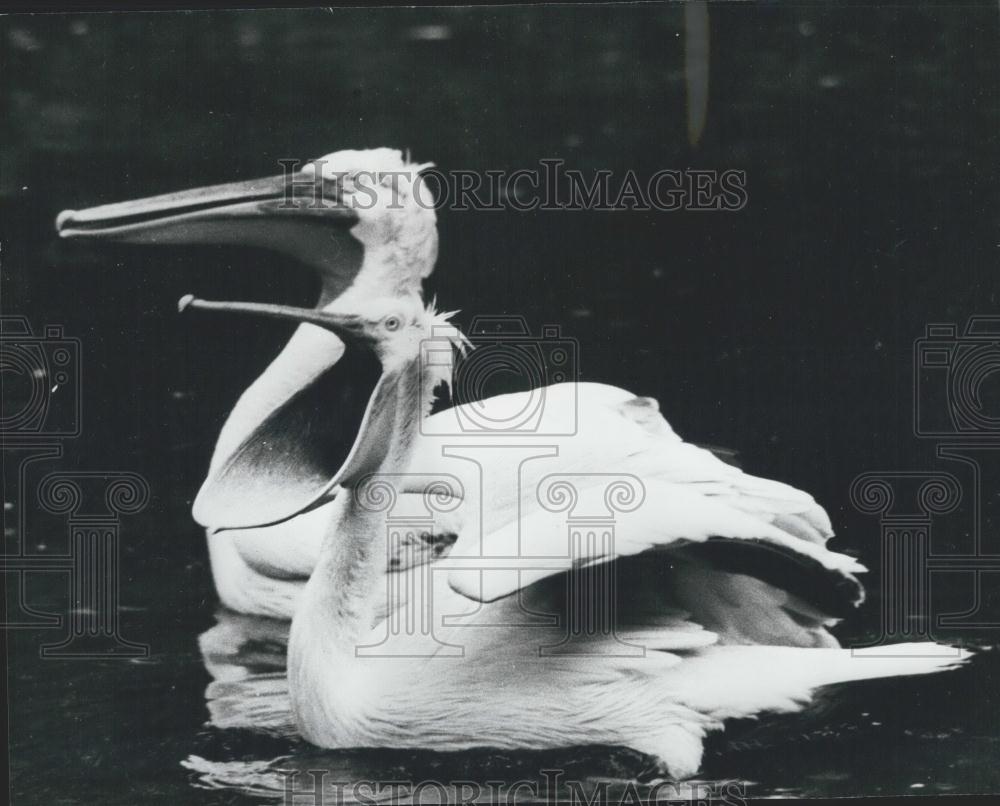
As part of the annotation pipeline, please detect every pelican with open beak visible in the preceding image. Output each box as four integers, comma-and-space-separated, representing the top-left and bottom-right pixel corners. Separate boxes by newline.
58, 148, 440, 616
176, 292, 968, 780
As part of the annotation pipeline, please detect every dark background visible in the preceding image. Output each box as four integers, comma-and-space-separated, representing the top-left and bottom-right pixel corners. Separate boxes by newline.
3, 3, 1000, 802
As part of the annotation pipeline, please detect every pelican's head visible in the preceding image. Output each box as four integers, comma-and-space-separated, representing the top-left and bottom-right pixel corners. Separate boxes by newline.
178, 292, 468, 523
317, 295, 468, 380
179, 292, 466, 374
56, 147, 438, 301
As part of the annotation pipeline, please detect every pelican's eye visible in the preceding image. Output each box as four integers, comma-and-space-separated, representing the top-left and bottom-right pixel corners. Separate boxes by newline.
383, 315, 402, 332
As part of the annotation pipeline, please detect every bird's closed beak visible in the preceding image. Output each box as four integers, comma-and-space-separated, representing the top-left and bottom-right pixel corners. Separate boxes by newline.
56, 170, 362, 295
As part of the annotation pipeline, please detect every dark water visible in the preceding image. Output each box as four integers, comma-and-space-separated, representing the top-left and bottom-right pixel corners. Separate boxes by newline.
3, 4, 1000, 802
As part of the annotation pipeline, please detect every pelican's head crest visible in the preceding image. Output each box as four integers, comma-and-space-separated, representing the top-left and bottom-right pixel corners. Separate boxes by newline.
419, 300, 471, 411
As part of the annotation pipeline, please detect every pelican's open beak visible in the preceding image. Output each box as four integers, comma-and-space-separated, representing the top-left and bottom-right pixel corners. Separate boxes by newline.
56, 171, 362, 295
178, 294, 373, 344
56, 167, 379, 531
180, 295, 391, 526
56, 157, 431, 532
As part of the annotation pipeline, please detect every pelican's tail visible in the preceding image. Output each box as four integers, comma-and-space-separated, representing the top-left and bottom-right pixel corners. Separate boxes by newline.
627, 641, 970, 779
669, 642, 970, 723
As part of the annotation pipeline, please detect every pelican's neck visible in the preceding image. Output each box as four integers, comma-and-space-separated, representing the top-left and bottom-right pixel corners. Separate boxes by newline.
308, 359, 422, 615
288, 354, 428, 739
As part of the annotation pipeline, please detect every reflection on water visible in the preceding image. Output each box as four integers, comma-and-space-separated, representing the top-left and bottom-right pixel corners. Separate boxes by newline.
198, 611, 294, 736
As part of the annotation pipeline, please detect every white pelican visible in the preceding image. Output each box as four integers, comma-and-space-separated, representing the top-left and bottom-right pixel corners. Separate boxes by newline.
178, 292, 967, 780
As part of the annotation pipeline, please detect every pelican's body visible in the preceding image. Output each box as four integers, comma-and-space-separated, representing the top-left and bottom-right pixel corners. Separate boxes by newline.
291, 531, 953, 778
176, 294, 965, 780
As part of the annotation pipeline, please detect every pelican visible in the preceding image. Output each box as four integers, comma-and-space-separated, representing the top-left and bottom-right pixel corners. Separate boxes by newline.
178, 292, 967, 780
57, 148, 442, 616
55, 147, 750, 619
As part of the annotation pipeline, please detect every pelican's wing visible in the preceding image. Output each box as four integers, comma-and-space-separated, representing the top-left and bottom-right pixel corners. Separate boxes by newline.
601, 394, 833, 546
644, 443, 834, 545
411, 383, 850, 603
446, 476, 863, 604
